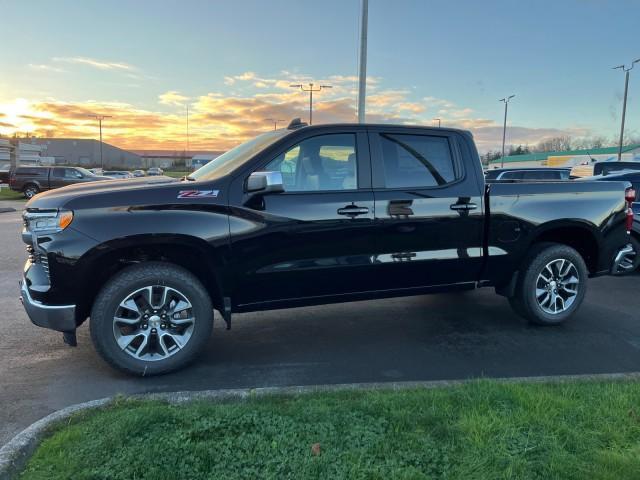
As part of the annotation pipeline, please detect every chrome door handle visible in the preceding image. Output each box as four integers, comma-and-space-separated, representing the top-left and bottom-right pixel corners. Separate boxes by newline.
450, 203, 477, 211
337, 206, 369, 216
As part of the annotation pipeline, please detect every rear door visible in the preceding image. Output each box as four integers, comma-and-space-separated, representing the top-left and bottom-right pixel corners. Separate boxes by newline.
229, 129, 379, 307
368, 127, 484, 289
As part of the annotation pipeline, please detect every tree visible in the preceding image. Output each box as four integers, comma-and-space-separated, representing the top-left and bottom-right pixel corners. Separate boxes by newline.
508, 144, 531, 156
536, 136, 572, 152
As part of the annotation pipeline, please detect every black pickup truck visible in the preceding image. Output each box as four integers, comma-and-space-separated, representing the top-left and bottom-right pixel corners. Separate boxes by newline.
19, 121, 636, 375
10, 166, 110, 198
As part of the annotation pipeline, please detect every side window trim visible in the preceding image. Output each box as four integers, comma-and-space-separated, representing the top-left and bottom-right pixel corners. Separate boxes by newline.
368, 129, 465, 190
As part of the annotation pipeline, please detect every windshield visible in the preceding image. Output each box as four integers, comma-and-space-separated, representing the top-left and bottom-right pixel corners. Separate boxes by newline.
189, 129, 288, 181
77, 167, 97, 177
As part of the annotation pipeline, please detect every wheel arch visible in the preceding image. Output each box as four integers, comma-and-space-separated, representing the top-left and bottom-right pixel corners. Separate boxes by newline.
75, 234, 225, 324
496, 220, 600, 297
529, 220, 600, 274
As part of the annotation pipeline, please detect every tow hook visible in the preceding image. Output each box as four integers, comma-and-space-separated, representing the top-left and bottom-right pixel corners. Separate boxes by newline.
62, 331, 77, 347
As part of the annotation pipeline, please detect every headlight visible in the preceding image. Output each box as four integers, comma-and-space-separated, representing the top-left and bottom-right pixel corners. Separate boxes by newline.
23, 209, 74, 233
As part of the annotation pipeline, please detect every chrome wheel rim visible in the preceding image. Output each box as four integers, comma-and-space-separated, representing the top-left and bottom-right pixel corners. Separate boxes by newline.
535, 259, 579, 315
618, 248, 637, 272
113, 285, 195, 362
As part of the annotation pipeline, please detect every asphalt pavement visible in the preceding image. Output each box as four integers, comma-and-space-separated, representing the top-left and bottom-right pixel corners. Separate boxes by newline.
1, 208, 639, 445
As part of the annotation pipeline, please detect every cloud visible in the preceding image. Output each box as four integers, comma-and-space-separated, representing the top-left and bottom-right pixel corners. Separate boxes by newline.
27, 64, 65, 73
52, 57, 134, 71
158, 91, 189, 106
0, 71, 593, 154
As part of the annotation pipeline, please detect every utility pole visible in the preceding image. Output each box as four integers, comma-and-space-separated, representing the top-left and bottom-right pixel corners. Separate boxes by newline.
433, 118, 441, 128
289, 83, 332, 125
186, 104, 190, 157
86, 114, 112, 170
265, 118, 285, 130
357, 0, 368, 123
499, 95, 515, 168
613, 59, 639, 161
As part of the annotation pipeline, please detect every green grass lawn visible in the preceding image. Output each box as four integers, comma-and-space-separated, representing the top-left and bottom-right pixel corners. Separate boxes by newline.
0, 188, 25, 200
20, 380, 640, 480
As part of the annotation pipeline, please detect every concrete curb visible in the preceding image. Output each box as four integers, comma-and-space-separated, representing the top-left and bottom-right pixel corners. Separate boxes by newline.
2, 371, 640, 479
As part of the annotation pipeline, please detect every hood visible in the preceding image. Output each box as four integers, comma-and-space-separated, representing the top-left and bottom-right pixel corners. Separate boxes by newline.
26, 175, 186, 210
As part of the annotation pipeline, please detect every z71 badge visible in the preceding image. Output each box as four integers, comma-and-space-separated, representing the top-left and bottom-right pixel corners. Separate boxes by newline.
177, 190, 219, 199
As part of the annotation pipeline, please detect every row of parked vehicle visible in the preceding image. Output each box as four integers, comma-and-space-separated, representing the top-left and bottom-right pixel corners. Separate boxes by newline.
8, 166, 165, 198
485, 162, 640, 274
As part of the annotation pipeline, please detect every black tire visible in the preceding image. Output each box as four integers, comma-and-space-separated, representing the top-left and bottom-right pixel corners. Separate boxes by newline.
90, 262, 213, 376
23, 184, 39, 199
510, 243, 588, 326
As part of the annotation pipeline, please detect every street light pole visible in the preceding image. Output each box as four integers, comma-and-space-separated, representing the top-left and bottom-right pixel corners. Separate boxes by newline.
357, 0, 368, 123
265, 118, 285, 130
86, 114, 112, 170
499, 95, 515, 168
614, 59, 639, 161
289, 83, 333, 125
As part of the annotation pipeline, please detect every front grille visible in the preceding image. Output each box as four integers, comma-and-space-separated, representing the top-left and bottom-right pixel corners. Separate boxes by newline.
40, 253, 50, 277
26, 245, 50, 281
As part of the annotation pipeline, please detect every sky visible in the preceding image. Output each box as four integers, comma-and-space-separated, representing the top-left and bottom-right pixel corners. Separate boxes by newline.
1, 0, 639, 153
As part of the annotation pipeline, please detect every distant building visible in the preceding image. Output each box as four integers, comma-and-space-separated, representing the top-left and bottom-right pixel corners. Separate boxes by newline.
132, 150, 222, 170
488, 144, 640, 169
188, 153, 219, 171
16, 138, 142, 168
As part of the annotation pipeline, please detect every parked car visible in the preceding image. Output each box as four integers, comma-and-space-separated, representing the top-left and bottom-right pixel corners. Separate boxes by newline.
103, 171, 133, 179
571, 161, 640, 178
0, 165, 9, 185
147, 167, 164, 176
9, 166, 110, 198
485, 167, 571, 181
19, 120, 634, 375
88, 168, 104, 176
132, 169, 146, 177
578, 170, 640, 273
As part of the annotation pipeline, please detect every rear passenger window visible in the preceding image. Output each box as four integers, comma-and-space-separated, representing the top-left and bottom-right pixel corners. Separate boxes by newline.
379, 133, 458, 188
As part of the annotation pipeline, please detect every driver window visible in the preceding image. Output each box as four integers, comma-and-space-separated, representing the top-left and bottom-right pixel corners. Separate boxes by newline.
264, 134, 357, 192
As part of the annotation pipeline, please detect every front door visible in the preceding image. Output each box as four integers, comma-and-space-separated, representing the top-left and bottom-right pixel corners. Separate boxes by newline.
229, 130, 379, 308
368, 128, 484, 289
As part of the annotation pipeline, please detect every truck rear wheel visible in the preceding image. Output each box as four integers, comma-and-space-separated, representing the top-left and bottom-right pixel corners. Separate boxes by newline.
509, 243, 588, 326
23, 184, 39, 199
90, 262, 213, 376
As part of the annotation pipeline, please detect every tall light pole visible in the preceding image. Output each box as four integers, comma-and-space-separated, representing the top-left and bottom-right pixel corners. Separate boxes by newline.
357, 0, 369, 123
86, 114, 112, 170
613, 59, 639, 161
499, 95, 515, 168
433, 118, 441, 128
265, 118, 285, 130
289, 83, 332, 125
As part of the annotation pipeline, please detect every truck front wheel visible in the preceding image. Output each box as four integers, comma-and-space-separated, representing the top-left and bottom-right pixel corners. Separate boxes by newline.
509, 243, 588, 326
90, 262, 213, 375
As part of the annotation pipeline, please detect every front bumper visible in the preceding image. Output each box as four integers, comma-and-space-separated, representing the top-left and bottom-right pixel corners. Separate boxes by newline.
20, 280, 76, 332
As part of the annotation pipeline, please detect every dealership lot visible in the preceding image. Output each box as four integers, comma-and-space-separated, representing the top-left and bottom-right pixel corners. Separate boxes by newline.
1, 207, 639, 445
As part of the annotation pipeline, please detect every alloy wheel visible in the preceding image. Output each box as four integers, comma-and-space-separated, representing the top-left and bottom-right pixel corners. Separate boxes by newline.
112, 285, 195, 361
535, 258, 580, 314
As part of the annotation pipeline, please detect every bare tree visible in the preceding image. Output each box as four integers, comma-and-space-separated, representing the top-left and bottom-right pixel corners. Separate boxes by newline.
536, 136, 572, 152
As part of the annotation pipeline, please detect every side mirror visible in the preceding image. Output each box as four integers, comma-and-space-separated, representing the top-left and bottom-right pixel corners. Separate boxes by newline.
246, 171, 285, 194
